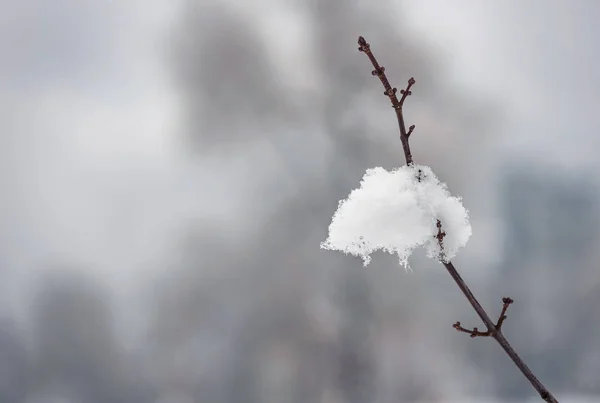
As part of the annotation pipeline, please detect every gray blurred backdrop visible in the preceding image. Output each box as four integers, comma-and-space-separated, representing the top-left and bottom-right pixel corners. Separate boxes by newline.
1, 0, 599, 402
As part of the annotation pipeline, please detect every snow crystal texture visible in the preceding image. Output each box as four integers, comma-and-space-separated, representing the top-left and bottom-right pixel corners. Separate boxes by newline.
320, 165, 471, 268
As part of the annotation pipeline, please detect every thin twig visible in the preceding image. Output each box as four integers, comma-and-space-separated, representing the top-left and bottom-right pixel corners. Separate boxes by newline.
453, 297, 513, 337
357, 35, 559, 403
434, 219, 446, 262
358, 36, 416, 165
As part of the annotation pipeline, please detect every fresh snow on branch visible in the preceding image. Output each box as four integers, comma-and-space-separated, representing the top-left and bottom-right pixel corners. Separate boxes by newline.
320, 165, 471, 268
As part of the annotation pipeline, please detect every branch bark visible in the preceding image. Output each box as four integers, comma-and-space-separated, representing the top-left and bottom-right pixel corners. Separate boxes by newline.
357, 35, 559, 403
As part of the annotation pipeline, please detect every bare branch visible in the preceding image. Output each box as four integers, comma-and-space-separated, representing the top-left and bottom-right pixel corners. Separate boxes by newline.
357, 35, 559, 403
358, 36, 415, 165
453, 297, 514, 337
496, 297, 514, 330
453, 321, 493, 337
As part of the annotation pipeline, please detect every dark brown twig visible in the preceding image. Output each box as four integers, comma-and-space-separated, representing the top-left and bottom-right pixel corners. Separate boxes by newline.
453, 297, 514, 337
434, 219, 446, 262
496, 297, 514, 329
357, 36, 559, 403
358, 36, 415, 165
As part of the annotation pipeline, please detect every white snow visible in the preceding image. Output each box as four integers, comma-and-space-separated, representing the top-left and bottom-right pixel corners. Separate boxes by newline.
320, 164, 471, 268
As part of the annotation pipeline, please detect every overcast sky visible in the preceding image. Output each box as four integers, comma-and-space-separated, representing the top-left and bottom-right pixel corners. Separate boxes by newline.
403, 0, 600, 161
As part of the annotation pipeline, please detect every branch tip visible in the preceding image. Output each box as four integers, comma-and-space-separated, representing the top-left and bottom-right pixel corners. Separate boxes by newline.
496, 297, 514, 329
399, 78, 416, 107
357, 35, 415, 166
357, 36, 369, 52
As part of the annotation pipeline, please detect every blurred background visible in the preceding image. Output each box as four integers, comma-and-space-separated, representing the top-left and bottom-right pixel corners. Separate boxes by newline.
1, 0, 599, 402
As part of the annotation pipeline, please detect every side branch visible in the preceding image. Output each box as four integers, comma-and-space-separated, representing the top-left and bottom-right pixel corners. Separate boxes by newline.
453, 297, 514, 337
358, 36, 416, 165
442, 261, 557, 403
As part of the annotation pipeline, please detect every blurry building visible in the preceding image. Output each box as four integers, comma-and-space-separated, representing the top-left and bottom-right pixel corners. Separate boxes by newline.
493, 164, 600, 397
501, 165, 598, 269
